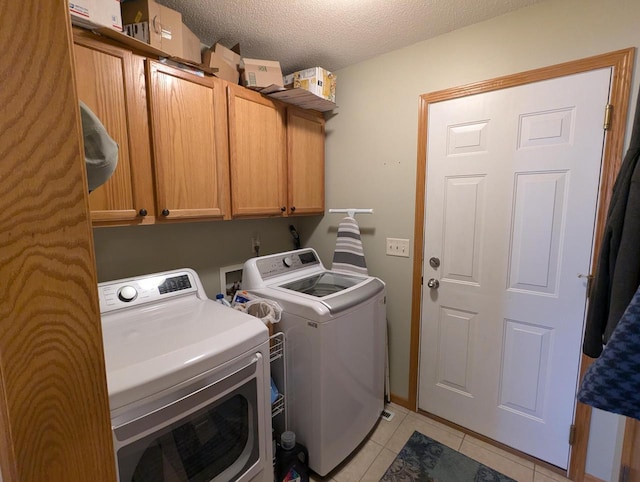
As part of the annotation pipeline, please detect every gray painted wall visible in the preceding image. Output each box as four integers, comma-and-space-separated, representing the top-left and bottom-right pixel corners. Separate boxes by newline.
93, 217, 301, 294
586, 408, 626, 481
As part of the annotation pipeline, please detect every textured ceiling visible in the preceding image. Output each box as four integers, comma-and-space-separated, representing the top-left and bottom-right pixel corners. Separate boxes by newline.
157, 0, 547, 74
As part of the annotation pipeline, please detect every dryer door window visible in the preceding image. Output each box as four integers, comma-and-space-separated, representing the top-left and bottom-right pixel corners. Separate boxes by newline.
117, 389, 257, 482
114, 355, 265, 482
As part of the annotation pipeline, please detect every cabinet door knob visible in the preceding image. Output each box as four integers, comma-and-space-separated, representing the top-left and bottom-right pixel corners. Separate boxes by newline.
161, 209, 170, 216
138, 208, 148, 217
280, 206, 286, 212
290, 206, 296, 212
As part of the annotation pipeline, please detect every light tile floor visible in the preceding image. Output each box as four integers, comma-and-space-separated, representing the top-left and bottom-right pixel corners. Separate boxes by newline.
309, 403, 572, 482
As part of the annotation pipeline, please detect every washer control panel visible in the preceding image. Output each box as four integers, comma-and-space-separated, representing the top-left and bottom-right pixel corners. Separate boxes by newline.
99, 271, 197, 314
256, 249, 320, 279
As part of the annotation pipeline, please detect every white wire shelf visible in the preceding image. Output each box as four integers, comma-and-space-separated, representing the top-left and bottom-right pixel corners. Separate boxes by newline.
270, 332, 284, 362
271, 394, 285, 418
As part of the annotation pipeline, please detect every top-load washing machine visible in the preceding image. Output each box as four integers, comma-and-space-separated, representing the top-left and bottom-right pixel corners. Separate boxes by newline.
98, 268, 273, 482
242, 248, 386, 476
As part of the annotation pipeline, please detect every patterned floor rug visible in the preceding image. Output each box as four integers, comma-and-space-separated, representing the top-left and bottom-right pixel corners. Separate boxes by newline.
380, 431, 517, 482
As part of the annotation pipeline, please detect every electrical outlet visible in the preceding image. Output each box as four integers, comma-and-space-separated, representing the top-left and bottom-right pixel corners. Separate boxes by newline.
251, 235, 261, 254
386, 238, 410, 257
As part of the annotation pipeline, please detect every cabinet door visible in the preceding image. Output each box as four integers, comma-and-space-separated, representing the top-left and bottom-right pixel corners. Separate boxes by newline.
147, 61, 230, 220
227, 84, 287, 217
287, 108, 325, 215
74, 39, 153, 223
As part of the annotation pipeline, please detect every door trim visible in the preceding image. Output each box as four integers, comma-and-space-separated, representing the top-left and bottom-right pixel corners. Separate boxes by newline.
408, 48, 635, 478
620, 418, 640, 482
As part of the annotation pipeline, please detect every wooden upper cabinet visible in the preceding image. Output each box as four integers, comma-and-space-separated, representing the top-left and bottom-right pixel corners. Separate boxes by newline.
147, 61, 230, 220
287, 107, 325, 215
227, 84, 287, 217
74, 33, 323, 224
73, 35, 154, 224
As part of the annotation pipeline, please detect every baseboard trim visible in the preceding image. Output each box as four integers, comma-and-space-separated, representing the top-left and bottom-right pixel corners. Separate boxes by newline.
389, 393, 412, 411
584, 474, 606, 482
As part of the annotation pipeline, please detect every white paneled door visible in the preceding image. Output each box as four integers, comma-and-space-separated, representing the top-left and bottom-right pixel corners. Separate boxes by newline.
418, 68, 611, 469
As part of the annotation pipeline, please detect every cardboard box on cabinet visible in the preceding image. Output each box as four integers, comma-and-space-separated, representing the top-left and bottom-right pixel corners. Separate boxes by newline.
121, 0, 201, 65
69, 0, 123, 31
283, 67, 336, 103
104, 0, 124, 31
202, 43, 242, 83
124, 21, 149, 42
121, 0, 183, 58
69, 0, 94, 28
241, 58, 284, 90
265, 66, 336, 112
180, 23, 202, 65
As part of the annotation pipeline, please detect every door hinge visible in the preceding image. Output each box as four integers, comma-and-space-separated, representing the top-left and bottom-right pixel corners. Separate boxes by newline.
421, 276, 423, 285
619, 464, 630, 482
604, 103, 613, 131
569, 424, 576, 445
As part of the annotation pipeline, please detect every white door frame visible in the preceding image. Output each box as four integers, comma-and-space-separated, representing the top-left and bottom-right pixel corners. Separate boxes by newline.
406, 48, 634, 480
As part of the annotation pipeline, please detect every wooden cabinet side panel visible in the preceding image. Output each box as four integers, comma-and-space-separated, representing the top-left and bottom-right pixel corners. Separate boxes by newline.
73, 42, 136, 220
147, 62, 226, 219
228, 85, 287, 216
287, 108, 325, 214
0, 2, 117, 480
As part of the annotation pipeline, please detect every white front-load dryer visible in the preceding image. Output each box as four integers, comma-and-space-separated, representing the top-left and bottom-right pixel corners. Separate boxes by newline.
99, 269, 273, 482
242, 248, 386, 476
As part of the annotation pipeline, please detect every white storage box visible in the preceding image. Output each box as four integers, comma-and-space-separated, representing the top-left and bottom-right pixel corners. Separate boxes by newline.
70, 0, 123, 31
283, 67, 336, 103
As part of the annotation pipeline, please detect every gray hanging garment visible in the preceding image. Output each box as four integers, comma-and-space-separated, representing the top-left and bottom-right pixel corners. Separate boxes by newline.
80, 101, 118, 192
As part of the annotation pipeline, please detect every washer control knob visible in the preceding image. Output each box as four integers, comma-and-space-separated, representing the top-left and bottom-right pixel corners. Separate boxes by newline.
283, 256, 293, 267
118, 285, 138, 302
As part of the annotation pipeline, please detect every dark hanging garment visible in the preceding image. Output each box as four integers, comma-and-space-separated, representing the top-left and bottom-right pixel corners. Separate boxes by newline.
582, 89, 640, 358
578, 284, 640, 420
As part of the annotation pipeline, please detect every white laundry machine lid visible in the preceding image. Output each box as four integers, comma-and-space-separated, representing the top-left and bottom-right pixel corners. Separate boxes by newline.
242, 249, 385, 320
99, 269, 268, 411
